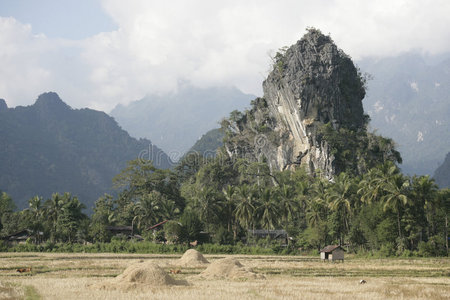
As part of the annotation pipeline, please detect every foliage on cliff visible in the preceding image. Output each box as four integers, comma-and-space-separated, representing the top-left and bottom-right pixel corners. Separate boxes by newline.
222, 28, 401, 177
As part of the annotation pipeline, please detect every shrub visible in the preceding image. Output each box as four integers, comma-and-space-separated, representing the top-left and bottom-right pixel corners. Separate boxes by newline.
418, 235, 447, 257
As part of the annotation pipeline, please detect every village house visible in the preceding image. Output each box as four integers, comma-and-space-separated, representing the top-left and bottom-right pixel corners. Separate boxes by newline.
320, 245, 345, 262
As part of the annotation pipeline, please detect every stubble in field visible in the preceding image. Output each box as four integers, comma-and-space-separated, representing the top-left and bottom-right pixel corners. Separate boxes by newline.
0, 252, 448, 299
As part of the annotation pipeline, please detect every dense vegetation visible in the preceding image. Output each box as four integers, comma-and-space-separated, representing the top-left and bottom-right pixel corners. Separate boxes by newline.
1, 151, 448, 257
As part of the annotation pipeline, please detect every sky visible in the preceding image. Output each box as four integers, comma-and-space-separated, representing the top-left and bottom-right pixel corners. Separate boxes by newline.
0, 0, 449, 111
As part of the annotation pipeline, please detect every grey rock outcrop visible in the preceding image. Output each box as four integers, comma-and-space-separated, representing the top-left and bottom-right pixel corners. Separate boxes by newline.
223, 29, 367, 178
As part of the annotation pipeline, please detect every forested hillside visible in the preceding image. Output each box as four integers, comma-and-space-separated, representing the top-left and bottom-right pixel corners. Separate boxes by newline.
0, 92, 171, 210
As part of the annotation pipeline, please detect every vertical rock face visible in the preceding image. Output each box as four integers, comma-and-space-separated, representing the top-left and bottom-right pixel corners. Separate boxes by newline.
223, 29, 367, 178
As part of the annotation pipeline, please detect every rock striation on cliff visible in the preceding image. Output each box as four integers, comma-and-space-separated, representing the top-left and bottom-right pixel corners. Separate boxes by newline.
222, 28, 398, 178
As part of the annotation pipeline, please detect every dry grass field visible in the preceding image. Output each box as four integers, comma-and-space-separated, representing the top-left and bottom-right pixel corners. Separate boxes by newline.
0, 252, 449, 299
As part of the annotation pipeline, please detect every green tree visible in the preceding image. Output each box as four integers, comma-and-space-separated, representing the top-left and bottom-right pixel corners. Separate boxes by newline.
179, 209, 203, 243
113, 159, 185, 211
27, 196, 45, 243
0, 192, 15, 233
192, 187, 223, 231
222, 185, 237, 238
276, 184, 298, 231
380, 173, 411, 240
411, 175, 438, 236
327, 173, 354, 245
234, 184, 257, 233
44, 193, 64, 242
90, 194, 115, 242
56, 193, 87, 243
256, 187, 280, 232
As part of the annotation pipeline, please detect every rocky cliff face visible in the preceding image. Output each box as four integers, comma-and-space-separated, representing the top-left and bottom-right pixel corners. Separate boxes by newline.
223, 29, 369, 178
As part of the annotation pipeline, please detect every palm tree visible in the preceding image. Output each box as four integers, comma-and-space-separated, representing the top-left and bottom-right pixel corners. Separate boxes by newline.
134, 192, 160, 231
256, 187, 280, 232
380, 173, 411, 239
222, 185, 236, 236
436, 189, 450, 253
193, 187, 222, 231
411, 175, 438, 237
44, 193, 64, 242
358, 162, 399, 205
28, 196, 44, 243
276, 184, 298, 230
327, 173, 354, 245
57, 193, 86, 243
306, 179, 330, 228
234, 184, 256, 232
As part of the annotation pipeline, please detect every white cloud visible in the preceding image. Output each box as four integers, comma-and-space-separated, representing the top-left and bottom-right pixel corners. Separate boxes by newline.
1, 0, 450, 111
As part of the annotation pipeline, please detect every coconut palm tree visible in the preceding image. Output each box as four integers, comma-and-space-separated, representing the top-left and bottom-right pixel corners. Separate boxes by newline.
193, 187, 222, 231
27, 196, 44, 243
44, 193, 64, 242
256, 187, 280, 232
358, 162, 399, 205
276, 184, 298, 230
380, 173, 411, 239
234, 184, 256, 232
411, 175, 438, 237
222, 185, 237, 236
327, 173, 354, 245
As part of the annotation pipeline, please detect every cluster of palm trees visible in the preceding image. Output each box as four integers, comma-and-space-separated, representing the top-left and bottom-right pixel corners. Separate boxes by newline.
2, 158, 446, 255
186, 161, 448, 252
3, 192, 87, 243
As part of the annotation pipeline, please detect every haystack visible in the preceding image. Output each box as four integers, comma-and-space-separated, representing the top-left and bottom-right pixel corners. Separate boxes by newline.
95, 261, 187, 291
176, 249, 209, 266
200, 258, 264, 279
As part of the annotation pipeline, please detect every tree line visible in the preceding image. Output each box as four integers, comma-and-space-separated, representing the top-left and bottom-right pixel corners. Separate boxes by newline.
1, 153, 448, 257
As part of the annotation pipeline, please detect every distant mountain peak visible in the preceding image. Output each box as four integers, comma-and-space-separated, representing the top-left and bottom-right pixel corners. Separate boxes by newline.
0, 99, 7, 111
434, 152, 450, 188
0, 92, 172, 211
34, 92, 71, 111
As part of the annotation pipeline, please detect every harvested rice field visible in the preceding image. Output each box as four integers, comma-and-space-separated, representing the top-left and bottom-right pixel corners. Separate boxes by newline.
0, 252, 448, 299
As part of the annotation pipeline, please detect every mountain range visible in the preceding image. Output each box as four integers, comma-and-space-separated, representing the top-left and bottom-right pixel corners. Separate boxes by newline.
358, 53, 450, 175
433, 152, 450, 188
110, 84, 255, 160
0, 92, 171, 211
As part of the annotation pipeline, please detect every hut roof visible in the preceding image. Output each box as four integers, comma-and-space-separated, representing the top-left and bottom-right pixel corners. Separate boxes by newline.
320, 245, 344, 253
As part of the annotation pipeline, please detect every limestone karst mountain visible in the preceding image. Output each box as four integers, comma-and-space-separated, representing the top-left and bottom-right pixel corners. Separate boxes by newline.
222, 28, 400, 178
0, 92, 172, 210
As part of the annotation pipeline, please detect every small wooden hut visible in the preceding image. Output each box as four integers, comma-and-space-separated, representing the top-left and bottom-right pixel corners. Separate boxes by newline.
320, 245, 345, 262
